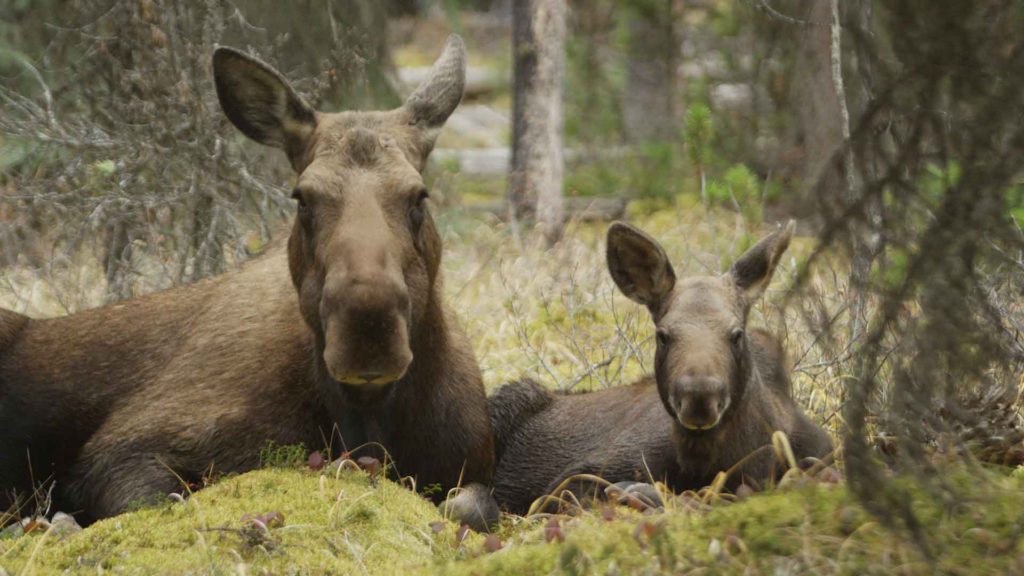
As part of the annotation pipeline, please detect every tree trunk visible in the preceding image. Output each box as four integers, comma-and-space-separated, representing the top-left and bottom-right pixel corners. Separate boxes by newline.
792, 0, 844, 188
508, 0, 567, 245
622, 0, 679, 144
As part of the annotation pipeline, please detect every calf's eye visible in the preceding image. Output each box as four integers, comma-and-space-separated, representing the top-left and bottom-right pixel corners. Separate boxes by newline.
656, 329, 671, 347
292, 189, 312, 227
409, 188, 429, 230
730, 328, 745, 348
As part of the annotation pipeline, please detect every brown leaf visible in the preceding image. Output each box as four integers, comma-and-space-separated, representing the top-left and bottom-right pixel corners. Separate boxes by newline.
483, 534, 503, 553
544, 518, 565, 543
455, 523, 472, 545
357, 456, 382, 476
308, 451, 326, 471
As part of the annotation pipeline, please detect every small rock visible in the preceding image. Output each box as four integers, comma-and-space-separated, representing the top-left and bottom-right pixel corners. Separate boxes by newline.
0, 522, 24, 540
429, 521, 446, 534
708, 538, 724, 561
49, 512, 82, 537
735, 483, 756, 500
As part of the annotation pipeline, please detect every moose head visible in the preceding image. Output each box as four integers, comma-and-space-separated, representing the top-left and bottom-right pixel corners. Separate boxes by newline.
213, 36, 466, 405
607, 222, 795, 433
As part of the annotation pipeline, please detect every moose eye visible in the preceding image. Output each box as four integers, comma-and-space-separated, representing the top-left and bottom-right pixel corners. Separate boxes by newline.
730, 328, 745, 348
656, 329, 671, 347
409, 188, 429, 230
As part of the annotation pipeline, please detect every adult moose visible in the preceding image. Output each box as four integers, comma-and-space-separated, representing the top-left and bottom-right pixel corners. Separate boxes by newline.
490, 222, 832, 514
0, 35, 495, 529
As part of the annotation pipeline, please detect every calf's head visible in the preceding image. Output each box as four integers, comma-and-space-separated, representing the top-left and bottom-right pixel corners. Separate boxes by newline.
607, 222, 795, 433
213, 36, 466, 403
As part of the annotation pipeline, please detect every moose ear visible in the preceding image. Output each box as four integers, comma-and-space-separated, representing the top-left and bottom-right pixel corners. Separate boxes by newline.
213, 47, 316, 158
606, 222, 676, 309
404, 34, 466, 131
729, 220, 796, 301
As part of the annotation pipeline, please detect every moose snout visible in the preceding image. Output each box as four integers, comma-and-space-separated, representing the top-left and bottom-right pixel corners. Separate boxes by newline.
321, 272, 413, 388
670, 377, 730, 432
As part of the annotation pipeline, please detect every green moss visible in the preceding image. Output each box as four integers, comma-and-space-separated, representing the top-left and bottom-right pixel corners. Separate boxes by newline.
3, 462, 1024, 574
0, 468, 471, 575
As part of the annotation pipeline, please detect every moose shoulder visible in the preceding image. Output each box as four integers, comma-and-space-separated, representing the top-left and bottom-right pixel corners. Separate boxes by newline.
490, 222, 832, 514
0, 36, 494, 528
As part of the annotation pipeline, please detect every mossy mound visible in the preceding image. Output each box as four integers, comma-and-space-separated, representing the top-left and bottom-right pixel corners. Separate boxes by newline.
6, 466, 1022, 575
444, 469, 1024, 575
0, 467, 470, 575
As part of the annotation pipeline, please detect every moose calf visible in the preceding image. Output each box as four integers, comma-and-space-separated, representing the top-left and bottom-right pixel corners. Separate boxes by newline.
490, 222, 832, 514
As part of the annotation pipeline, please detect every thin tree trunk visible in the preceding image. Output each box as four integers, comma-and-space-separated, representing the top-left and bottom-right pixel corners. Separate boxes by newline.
793, 0, 843, 187
623, 0, 679, 144
508, 0, 566, 245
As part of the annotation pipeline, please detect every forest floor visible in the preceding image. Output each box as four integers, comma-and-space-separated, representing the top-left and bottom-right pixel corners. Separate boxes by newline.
3, 209, 1024, 575
3, 12, 1024, 575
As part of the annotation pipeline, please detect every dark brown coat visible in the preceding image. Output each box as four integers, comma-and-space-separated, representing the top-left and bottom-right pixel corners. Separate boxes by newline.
0, 36, 494, 525
490, 222, 832, 514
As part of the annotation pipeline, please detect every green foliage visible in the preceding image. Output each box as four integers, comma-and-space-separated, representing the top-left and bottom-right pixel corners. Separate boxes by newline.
258, 441, 307, 469
707, 163, 763, 223
685, 103, 714, 170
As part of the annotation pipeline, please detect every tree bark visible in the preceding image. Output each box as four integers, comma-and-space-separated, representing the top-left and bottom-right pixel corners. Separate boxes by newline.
508, 0, 567, 245
793, 0, 844, 188
623, 0, 679, 144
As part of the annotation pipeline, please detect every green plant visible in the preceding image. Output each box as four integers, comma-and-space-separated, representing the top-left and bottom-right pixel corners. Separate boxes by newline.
258, 442, 308, 469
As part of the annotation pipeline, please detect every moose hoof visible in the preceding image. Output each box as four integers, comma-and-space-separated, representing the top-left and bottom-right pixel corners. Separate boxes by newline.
604, 481, 665, 511
438, 483, 500, 533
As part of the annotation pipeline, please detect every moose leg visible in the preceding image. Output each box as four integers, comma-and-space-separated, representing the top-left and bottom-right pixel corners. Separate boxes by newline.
63, 440, 191, 523
438, 482, 500, 532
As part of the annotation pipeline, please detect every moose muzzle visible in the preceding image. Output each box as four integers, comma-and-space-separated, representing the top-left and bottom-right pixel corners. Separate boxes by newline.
670, 377, 731, 432
321, 271, 413, 393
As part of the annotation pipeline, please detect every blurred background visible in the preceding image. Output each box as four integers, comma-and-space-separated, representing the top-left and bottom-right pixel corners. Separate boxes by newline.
2, 0, 1024, 553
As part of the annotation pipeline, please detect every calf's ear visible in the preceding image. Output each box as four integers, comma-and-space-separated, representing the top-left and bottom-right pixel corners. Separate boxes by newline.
729, 220, 796, 301
606, 222, 676, 310
213, 47, 316, 162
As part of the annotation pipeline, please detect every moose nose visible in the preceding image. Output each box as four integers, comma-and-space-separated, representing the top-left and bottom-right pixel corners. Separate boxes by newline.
672, 377, 729, 432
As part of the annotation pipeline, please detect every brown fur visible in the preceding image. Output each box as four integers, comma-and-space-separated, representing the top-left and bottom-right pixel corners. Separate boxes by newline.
0, 35, 493, 524
490, 222, 831, 514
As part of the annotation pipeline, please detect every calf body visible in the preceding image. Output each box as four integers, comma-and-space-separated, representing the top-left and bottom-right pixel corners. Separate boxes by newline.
491, 223, 831, 514
0, 37, 494, 526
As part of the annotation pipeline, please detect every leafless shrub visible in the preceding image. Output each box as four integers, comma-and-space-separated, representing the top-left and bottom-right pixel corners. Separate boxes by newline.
792, 0, 1024, 553
0, 0, 375, 312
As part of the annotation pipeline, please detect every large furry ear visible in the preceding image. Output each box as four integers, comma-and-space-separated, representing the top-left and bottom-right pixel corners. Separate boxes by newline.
403, 34, 466, 130
729, 220, 796, 301
606, 222, 676, 309
213, 47, 315, 159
